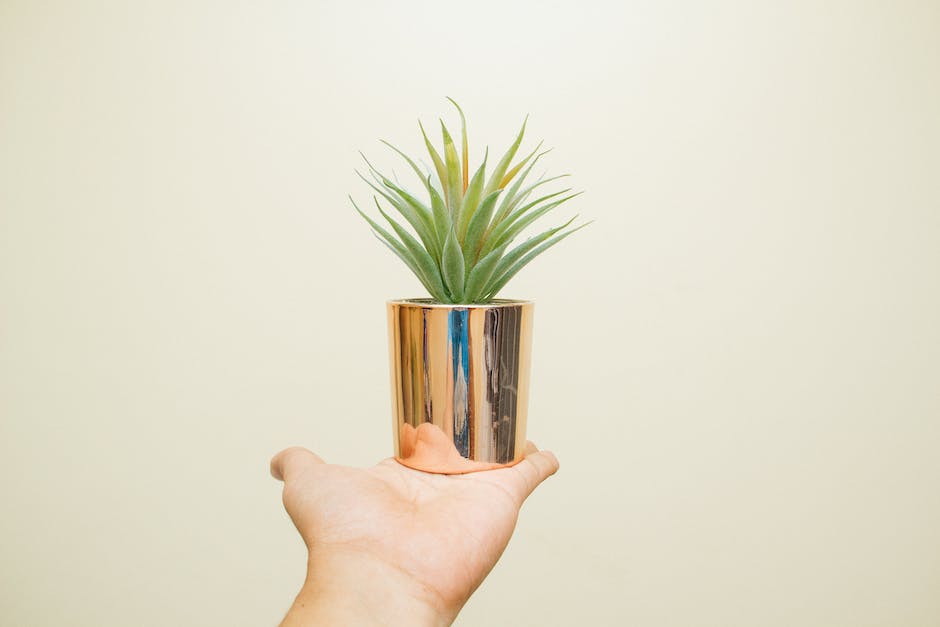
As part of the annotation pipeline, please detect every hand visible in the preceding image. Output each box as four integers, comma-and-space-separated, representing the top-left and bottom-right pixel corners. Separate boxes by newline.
270, 442, 560, 626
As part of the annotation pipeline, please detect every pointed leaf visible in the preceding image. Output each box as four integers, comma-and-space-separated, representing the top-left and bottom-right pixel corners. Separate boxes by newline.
463, 189, 501, 265
440, 121, 463, 217
482, 116, 527, 198
441, 228, 465, 301
457, 148, 488, 240
489, 216, 577, 283
357, 169, 439, 260
483, 222, 591, 299
350, 196, 403, 252
371, 172, 440, 256
427, 176, 451, 248
492, 173, 569, 228
491, 149, 551, 226
372, 233, 441, 300
419, 120, 448, 200
446, 97, 469, 191
381, 140, 433, 193
378, 205, 450, 302
482, 189, 577, 256
463, 243, 509, 303
499, 140, 543, 189
351, 196, 444, 300
501, 188, 573, 227
491, 192, 583, 250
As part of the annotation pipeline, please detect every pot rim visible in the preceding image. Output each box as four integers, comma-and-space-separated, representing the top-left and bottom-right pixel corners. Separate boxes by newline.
388, 298, 533, 309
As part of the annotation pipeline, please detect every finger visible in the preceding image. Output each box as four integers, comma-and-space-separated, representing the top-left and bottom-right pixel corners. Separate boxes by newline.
523, 440, 539, 455
270, 447, 325, 482
510, 449, 560, 502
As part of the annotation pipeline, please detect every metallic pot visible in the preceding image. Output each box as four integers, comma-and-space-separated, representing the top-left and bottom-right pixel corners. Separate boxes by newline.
387, 299, 534, 474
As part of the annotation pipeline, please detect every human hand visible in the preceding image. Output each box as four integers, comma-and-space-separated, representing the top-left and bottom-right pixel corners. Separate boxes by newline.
270, 442, 560, 626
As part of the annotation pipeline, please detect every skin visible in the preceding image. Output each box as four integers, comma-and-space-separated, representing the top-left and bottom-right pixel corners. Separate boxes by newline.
270, 442, 560, 626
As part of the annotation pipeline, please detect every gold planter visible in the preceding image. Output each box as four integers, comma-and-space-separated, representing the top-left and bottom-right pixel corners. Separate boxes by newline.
387, 299, 534, 474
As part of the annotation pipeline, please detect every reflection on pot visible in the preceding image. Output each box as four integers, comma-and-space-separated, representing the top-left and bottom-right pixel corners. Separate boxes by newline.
387, 300, 534, 474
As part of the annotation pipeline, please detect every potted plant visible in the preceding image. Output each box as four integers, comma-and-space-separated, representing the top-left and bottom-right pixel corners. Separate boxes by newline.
352, 99, 587, 474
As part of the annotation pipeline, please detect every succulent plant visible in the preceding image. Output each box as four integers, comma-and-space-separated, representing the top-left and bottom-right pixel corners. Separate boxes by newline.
351, 99, 588, 304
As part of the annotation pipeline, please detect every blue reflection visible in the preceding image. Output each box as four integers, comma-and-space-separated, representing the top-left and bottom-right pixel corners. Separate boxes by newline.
448, 309, 470, 457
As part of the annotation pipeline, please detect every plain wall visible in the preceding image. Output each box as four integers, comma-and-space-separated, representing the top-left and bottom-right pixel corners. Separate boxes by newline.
2, 1, 939, 625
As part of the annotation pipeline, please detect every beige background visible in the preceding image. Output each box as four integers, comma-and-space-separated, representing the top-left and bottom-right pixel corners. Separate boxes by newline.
2, 1, 939, 625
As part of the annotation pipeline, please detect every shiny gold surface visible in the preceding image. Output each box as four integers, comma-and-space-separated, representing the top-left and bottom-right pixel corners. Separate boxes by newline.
387, 299, 534, 474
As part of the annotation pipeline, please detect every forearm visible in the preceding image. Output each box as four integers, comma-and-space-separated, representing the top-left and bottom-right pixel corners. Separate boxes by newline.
280, 552, 455, 627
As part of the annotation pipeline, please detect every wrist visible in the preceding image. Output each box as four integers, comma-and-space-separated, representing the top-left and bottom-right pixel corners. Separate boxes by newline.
281, 550, 455, 627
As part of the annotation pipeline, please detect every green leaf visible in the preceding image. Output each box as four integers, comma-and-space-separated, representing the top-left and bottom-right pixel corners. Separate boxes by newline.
350, 196, 444, 300
482, 189, 577, 256
482, 116, 527, 198
356, 161, 402, 205
492, 173, 569, 228
355, 169, 420, 229
488, 216, 577, 284
446, 97, 469, 191
440, 120, 463, 216
360, 155, 433, 218
357, 159, 428, 219
457, 147, 488, 241
462, 189, 501, 266
380, 140, 433, 193
357, 169, 440, 261
491, 192, 583, 251
498, 140, 543, 189
427, 176, 451, 249
419, 120, 448, 199
483, 222, 591, 299
463, 243, 509, 303
371, 233, 441, 300
441, 228, 465, 301
350, 196, 403, 252
500, 187, 572, 226
491, 149, 551, 226
377, 204, 451, 302
371, 171, 441, 258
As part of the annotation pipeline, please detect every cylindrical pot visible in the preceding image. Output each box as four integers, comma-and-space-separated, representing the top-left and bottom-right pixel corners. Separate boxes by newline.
387, 299, 534, 474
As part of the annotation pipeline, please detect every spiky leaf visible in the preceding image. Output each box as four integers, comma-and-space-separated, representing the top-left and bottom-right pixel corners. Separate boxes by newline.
372, 234, 441, 300
457, 149, 488, 240
491, 149, 548, 221
481, 189, 576, 257
463, 243, 509, 302
482, 116, 527, 198
419, 120, 448, 199
351, 196, 444, 300
427, 176, 450, 248
492, 174, 569, 229
440, 121, 463, 215
377, 204, 450, 302
370, 171, 441, 257
446, 97, 469, 191
381, 140, 433, 194
441, 228, 465, 301
463, 189, 502, 265
490, 192, 582, 251
488, 216, 577, 283
356, 168, 439, 258
482, 222, 591, 300
498, 140, 543, 189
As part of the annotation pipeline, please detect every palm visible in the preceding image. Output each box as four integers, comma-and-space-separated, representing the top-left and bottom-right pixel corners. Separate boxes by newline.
272, 445, 558, 612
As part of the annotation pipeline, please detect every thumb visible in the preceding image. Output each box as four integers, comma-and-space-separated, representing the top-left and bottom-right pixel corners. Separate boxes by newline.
270, 447, 325, 482
507, 443, 560, 502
